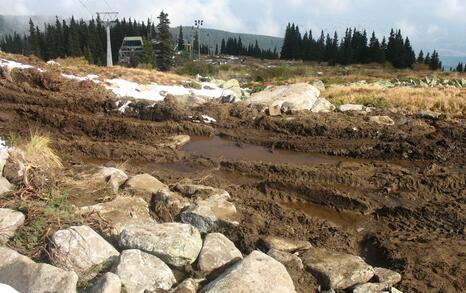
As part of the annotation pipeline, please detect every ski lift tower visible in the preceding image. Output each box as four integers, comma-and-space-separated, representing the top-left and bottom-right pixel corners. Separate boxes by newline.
194, 19, 204, 60
97, 12, 118, 67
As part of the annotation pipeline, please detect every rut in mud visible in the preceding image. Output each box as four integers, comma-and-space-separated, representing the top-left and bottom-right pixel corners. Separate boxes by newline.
0, 69, 465, 293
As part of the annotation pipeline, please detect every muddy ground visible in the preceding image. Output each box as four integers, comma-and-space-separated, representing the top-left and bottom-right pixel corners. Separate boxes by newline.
0, 68, 465, 292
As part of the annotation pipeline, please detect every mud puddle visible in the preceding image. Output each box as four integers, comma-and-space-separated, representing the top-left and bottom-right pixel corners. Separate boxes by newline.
280, 200, 368, 229
182, 136, 352, 166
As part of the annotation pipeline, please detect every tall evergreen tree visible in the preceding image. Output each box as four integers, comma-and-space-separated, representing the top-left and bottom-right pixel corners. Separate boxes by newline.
155, 11, 173, 71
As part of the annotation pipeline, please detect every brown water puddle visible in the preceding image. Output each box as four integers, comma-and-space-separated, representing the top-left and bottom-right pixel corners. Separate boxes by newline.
280, 200, 368, 228
181, 136, 351, 166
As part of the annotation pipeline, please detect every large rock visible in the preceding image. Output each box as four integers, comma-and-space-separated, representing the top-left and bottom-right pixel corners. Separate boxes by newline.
200, 250, 296, 293
418, 110, 442, 120
373, 267, 402, 286
180, 192, 238, 233
80, 196, 155, 238
0, 208, 25, 244
301, 248, 374, 290
119, 223, 202, 267
246, 83, 320, 112
267, 249, 304, 270
114, 249, 176, 293
369, 116, 395, 126
93, 167, 128, 192
0, 246, 78, 293
198, 233, 243, 274
89, 272, 121, 293
262, 235, 312, 253
0, 177, 14, 196
222, 79, 242, 98
50, 225, 119, 279
124, 173, 168, 194
152, 189, 191, 221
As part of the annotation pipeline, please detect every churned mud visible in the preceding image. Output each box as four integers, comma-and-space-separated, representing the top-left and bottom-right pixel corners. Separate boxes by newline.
0, 69, 465, 292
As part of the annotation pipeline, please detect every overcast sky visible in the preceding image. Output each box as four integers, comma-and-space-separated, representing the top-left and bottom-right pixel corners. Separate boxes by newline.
2, 0, 466, 57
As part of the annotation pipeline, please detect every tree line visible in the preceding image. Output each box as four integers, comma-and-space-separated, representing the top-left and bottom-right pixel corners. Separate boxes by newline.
280, 23, 442, 70
219, 37, 279, 59
453, 62, 466, 73
0, 14, 174, 70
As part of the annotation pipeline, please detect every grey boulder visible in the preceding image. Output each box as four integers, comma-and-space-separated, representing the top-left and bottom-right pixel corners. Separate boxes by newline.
0, 208, 25, 244
50, 225, 119, 279
80, 196, 155, 238
119, 223, 202, 267
200, 250, 296, 293
198, 233, 243, 274
0, 246, 78, 293
124, 173, 168, 194
262, 235, 312, 253
0, 177, 13, 196
114, 249, 176, 293
301, 248, 374, 290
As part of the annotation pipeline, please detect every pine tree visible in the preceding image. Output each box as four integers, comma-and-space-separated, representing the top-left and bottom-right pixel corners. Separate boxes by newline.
141, 37, 155, 67
403, 37, 416, 68
177, 26, 184, 51
417, 50, 424, 63
456, 62, 464, 72
155, 11, 173, 71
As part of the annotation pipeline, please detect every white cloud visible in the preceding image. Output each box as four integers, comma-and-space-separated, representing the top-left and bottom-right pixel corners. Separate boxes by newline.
435, 0, 466, 20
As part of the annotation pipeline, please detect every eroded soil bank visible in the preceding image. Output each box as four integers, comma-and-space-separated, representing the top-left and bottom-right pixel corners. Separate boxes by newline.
0, 70, 465, 292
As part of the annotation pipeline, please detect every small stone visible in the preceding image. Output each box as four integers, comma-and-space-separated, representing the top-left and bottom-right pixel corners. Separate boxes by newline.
268, 101, 283, 116
94, 167, 128, 192
2, 148, 25, 186
262, 235, 312, 253
170, 278, 202, 293
200, 250, 296, 293
374, 267, 402, 286
89, 272, 121, 293
418, 110, 442, 120
173, 183, 230, 199
0, 208, 25, 244
369, 116, 395, 126
119, 223, 202, 267
311, 97, 335, 113
80, 196, 155, 238
301, 248, 374, 290
50, 225, 119, 279
267, 249, 304, 270
114, 249, 176, 293
167, 135, 191, 148
198, 233, 243, 275
338, 104, 365, 112
0, 247, 78, 293
124, 173, 168, 194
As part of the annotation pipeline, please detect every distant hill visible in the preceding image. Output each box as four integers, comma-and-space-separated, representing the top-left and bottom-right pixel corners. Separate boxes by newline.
169, 26, 283, 52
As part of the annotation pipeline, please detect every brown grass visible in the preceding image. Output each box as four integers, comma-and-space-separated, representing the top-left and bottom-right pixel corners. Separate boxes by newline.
323, 85, 466, 116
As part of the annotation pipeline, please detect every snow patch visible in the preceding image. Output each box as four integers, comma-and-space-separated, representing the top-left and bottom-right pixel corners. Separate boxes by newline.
0, 58, 33, 70
201, 115, 217, 124
105, 79, 227, 101
61, 73, 99, 82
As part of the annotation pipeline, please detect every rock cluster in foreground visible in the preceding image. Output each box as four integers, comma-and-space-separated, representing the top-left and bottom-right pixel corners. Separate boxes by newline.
0, 167, 403, 293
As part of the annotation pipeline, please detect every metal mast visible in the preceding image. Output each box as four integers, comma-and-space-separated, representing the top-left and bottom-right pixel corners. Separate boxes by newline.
97, 12, 118, 67
194, 19, 204, 60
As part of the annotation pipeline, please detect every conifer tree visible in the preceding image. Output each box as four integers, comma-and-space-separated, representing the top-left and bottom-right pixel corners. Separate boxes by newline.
417, 50, 424, 63
155, 11, 173, 71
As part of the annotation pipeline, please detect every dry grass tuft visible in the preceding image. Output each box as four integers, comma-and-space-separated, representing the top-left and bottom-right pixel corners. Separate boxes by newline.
25, 131, 63, 169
